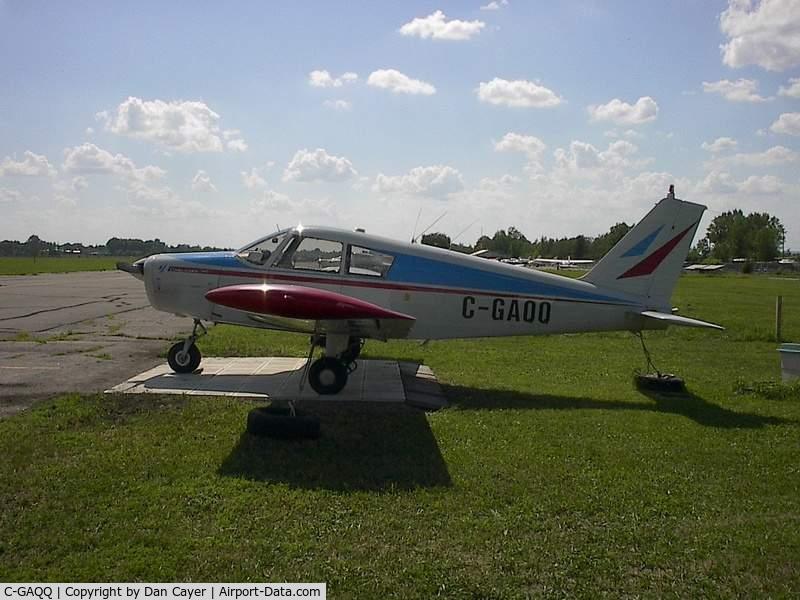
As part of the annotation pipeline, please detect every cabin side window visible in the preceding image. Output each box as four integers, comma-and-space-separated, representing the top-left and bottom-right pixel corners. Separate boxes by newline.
347, 245, 395, 278
278, 237, 343, 273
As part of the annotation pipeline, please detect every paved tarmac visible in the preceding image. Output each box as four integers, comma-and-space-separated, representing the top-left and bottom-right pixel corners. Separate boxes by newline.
0, 271, 188, 417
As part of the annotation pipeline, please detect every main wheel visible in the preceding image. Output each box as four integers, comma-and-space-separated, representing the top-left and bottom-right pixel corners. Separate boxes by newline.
167, 342, 201, 373
341, 336, 363, 363
308, 357, 348, 395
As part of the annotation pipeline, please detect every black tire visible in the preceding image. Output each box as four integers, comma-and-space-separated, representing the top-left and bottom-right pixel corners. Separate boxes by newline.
167, 342, 201, 373
308, 356, 348, 395
341, 336, 363, 363
635, 373, 686, 393
247, 406, 321, 439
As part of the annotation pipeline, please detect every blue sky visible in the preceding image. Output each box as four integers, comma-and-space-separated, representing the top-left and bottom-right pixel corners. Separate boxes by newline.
1, 0, 799, 249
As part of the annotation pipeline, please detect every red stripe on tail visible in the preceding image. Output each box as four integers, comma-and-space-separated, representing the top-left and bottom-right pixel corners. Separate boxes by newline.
617, 222, 697, 279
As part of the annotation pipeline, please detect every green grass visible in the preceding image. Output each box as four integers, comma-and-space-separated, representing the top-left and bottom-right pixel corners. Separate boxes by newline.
0, 256, 137, 275
1, 275, 799, 596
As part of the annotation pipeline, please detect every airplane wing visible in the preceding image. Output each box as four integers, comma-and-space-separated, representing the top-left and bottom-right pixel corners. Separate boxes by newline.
205, 284, 416, 340
639, 310, 724, 330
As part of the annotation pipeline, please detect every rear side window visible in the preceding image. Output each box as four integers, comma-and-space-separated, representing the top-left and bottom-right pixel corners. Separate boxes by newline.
348, 245, 395, 278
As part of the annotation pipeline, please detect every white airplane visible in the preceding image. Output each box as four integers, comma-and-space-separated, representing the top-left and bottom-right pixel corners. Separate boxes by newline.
120, 187, 721, 396
529, 257, 595, 269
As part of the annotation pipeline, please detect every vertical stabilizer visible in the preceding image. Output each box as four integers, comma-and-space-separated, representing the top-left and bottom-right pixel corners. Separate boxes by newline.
582, 189, 705, 309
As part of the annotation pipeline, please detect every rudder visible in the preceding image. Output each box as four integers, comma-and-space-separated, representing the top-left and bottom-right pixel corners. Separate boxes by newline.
582, 188, 705, 310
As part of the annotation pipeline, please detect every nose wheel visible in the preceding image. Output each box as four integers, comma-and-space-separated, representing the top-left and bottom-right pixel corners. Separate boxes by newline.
167, 319, 207, 373
167, 342, 201, 373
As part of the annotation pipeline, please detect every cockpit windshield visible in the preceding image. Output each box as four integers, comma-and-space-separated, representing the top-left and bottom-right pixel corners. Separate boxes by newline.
236, 229, 290, 266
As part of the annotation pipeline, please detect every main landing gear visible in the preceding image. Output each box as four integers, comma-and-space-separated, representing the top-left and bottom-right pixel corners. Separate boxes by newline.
303, 334, 362, 395
167, 319, 207, 374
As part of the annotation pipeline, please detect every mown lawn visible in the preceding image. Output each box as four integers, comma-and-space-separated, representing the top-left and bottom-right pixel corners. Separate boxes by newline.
0, 274, 799, 596
0, 256, 136, 275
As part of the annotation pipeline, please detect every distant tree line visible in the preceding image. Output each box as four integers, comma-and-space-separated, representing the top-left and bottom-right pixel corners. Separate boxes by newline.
422, 209, 789, 263
0, 235, 227, 258
422, 222, 632, 260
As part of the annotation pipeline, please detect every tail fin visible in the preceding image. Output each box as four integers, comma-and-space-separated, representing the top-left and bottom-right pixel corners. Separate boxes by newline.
582, 189, 705, 309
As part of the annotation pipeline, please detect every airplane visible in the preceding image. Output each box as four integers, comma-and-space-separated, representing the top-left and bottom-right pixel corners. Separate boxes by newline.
528, 257, 596, 269
119, 186, 721, 398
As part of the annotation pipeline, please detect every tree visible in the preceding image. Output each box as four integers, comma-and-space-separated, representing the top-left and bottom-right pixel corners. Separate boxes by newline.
26, 235, 42, 262
706, 210, 784, 261
420, 232, 451, 249
687, 237, 711, 262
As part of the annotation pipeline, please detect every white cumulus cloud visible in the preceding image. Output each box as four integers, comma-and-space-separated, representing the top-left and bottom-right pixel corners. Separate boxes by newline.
367, 69, 436, 95
374, 165, 464, 197
702, 78, 771, 102
0, 188, 22, 203
103, 97, 246, 153
697, 170, 738, 194
588, 97, 658, 125
227, 139, 248, 152
553, 140, 643, 176
481, 0, 508, 10
191, 170, 217, 192
399, 10, 485, 41
283, 148, 357, 182
71, 176, 88, 192
323, 99, 352, 111
701, 137, 738, 153
241, 168, 267, 190
250, 190, 335, 222
707, 145, 800, 168
770, 112, 800, 135
62, 143, 165, 181
476, 78, 562, 108
308, 70, 358, 88
0, 151, 57, 177
738, 174, 785, 194
719, 0, 800, 71
494, 132, 547, 172
779, 77, 800, 97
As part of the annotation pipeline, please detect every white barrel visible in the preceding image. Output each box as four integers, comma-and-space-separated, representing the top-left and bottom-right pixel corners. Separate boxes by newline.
778, 343, 800, 382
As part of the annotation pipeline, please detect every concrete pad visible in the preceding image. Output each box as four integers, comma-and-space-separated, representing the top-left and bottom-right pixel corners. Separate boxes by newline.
106, 357, 447, 409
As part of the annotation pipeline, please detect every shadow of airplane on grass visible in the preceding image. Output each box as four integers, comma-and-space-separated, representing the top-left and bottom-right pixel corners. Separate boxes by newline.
218, 401, 451, 492
442, 383, 792, 430
218, 371, 793, 492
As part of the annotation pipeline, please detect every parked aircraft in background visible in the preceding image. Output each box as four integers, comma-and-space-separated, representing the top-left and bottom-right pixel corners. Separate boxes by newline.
528, 257, 596, 269
120, 187, 721, 396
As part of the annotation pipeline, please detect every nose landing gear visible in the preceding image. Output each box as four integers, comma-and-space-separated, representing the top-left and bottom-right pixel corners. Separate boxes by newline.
167, 319, 207, 374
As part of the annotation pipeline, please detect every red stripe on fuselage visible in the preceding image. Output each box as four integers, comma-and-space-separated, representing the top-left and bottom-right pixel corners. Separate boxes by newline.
167, 266, 634, 306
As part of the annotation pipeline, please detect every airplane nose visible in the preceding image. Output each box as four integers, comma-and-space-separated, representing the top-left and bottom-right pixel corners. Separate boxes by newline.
116, 257, 146, 281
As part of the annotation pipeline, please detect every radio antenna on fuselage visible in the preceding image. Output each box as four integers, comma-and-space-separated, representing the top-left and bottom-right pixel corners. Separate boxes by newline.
415, 211, 447, 242
410, 207, 423, 243
452, 219, 479, 245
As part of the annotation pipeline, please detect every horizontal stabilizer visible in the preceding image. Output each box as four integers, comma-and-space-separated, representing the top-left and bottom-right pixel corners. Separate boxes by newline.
641, 310, 724, 330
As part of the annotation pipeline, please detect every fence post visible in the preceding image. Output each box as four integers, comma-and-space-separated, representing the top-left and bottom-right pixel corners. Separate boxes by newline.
776, 295, 783, 343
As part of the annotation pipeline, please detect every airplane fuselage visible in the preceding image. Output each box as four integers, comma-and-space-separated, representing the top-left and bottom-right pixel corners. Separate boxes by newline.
138, 226, 657, 341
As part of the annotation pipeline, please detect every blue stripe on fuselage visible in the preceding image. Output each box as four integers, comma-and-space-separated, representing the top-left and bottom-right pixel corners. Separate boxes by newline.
172, 251, 247, 269
386, 252, 627, 303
